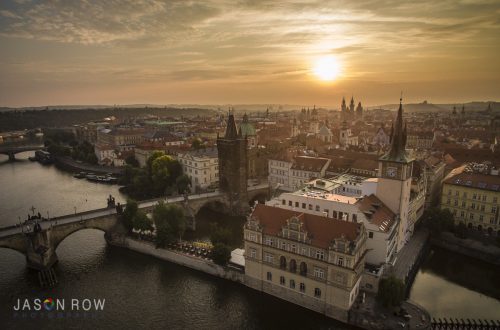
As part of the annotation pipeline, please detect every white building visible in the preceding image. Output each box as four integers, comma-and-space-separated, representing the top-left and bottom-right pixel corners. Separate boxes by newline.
269, 156, 330, 191
267, 179, 398, 266
177, 147, 219, 191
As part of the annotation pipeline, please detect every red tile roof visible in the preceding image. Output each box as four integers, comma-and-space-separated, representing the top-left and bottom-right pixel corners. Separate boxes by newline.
250, 204, 361, 249
356, 194, 396, 232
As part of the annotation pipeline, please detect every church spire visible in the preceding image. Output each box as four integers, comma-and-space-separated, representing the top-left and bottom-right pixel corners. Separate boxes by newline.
380, 96, 410, 163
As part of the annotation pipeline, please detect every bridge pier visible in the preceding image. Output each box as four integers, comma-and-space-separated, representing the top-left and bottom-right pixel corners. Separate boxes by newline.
25, 228, 58, 270
7, 152, 15, 161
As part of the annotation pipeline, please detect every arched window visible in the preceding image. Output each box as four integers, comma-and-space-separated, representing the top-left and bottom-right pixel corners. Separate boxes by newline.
300, 262, 307, 276
280, 256, 287, 269
299, 282, 306, 293
289, 259, 297, 273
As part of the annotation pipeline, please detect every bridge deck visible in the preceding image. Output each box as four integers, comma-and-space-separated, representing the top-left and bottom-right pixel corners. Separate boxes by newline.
0, 184, 269, 239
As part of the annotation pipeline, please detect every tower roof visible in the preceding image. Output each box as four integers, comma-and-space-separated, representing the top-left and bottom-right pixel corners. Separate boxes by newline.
224, 110, 238, 139
379, 99, 412, 163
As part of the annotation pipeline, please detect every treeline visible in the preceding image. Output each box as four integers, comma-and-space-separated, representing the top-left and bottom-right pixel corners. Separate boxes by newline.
0, 107, 216, 132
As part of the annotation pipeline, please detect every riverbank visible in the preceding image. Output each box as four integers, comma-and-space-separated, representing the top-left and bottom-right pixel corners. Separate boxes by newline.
431, 231, 500, 266
107, 235, 432, 329
55, 156, 123, 175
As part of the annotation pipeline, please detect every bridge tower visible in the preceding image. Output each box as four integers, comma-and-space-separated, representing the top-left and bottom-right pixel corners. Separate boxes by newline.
217, 110, 248, 214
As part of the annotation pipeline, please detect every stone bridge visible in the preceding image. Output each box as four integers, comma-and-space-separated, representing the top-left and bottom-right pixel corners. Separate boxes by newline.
0, 143, 44, 160
0, 184, 270, 270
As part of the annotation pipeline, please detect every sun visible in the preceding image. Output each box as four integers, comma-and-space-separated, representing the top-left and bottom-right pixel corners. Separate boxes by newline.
312, 56, 341, 81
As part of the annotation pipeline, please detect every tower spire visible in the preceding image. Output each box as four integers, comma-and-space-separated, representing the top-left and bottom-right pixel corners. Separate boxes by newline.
379, 95, 410, 162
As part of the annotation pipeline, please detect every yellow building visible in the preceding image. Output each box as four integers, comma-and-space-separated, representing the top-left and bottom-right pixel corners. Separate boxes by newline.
244, 204, 367, 322
441, 171, 500, 235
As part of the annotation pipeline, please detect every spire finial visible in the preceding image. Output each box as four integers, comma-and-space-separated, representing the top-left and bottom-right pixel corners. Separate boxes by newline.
400, 91, 403, 105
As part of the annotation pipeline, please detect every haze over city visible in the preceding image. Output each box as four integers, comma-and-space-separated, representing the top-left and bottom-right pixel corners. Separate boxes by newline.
1, 0, 500, 107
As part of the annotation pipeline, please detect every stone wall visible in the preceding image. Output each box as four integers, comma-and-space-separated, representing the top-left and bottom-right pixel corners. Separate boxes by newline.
431, 233, 500, 266
109, 237, 245, 283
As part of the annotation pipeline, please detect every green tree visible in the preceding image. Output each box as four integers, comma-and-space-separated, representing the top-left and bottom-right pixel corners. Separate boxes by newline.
191, 138, 203, 150
176, 174, 191, 194
377, 276, 405, 308
153, 202, 186, 247
424, 207, 455, 235
211, 243, 231, 266
210, 224, 232, 246
122, 199, 138, 231
133, 210, 153, 235
125, 155, 140, 167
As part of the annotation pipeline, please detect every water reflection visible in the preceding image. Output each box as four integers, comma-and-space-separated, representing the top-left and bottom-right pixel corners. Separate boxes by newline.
410, 248, 500, 319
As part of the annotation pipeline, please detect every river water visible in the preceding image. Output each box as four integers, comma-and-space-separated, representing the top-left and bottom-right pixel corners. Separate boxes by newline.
0, 152, 499, 329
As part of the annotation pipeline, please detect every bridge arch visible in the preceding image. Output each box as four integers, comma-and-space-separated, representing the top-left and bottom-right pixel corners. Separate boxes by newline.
53, 226, 110, 252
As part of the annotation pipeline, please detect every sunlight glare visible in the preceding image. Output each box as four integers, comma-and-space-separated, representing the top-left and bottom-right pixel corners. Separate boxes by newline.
312, 56, 341, 81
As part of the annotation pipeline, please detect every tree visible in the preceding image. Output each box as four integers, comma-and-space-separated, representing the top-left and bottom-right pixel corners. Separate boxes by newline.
423, 208, 455, 235
176, 174, 191, 194
191, 138, 203, 150
122, 199, 138, 231
125, 155, 140, 167
133, 210, 153, 235
153, 202, 186, 247
211, 243, 231, 266
377, 276, 405, 308
210, 224, 232, 246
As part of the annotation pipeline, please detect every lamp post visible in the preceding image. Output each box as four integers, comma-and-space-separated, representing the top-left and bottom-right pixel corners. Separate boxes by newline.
74, 206, 77, 215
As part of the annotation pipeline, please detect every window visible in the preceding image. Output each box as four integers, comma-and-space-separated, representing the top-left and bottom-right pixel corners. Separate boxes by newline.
264, 237, 272, 246
264, 253, 274, 264
368, 231, 373, 239
288, 200, 292, 206
314, 268, 325, 279
308, 204, 313, 210
315, 205, 320, 212
266, 272, 272, 281
249, 249, 256, 259
493, 197, 498, 203
338, 257, 344, 267
280, 276, 285, 285
316, 250, 324, 260
492, 206, 497, 214
314, 288, 321, 298
289, 259, 297, 273
282, 199, 286, 205
469, 213, 474, 220
290, 279, 295, 289
280, 256, 287, 269
302, 203, 306, 209
299, 283, 305, 293
295, 202, 299, 208
300, 262, 307, 276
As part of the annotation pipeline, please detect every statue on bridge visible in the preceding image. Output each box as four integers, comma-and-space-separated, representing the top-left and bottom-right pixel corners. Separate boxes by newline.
107, 194, 116, 208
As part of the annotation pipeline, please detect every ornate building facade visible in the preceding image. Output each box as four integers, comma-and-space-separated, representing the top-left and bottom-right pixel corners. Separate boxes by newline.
244, 204, 367, 322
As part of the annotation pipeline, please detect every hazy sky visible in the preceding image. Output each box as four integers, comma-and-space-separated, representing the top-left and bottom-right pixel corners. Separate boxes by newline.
1, 0, 499, 108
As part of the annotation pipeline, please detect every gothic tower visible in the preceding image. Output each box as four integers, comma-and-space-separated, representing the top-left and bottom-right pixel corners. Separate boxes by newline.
217, 110, 248, 212
376, 98, 414, 252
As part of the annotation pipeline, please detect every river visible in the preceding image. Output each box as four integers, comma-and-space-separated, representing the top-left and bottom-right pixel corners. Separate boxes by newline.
0, 152, 499, 329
